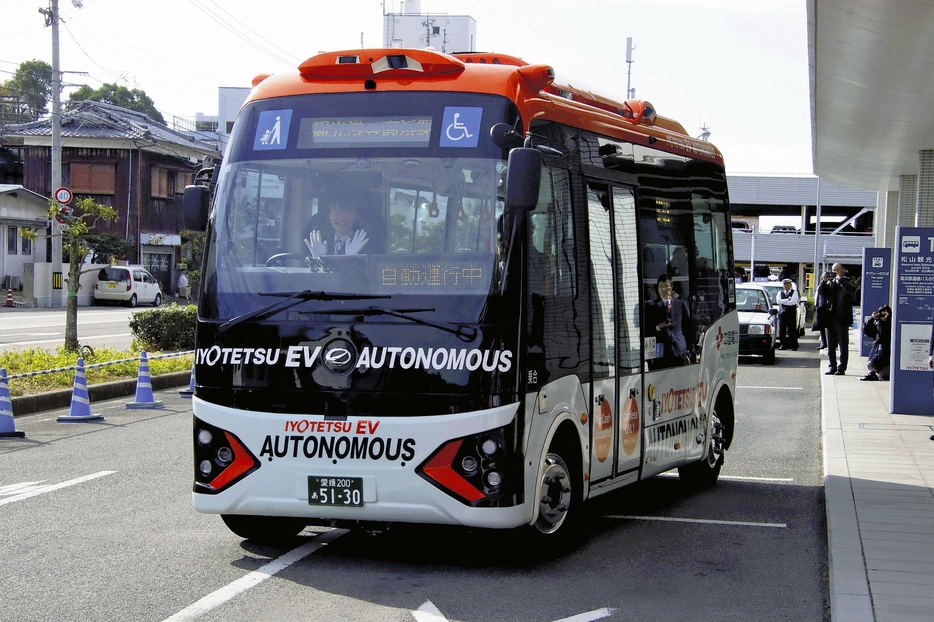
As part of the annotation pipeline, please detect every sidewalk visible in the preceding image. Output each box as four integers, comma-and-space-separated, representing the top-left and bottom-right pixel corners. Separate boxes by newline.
822, 331, 934, 621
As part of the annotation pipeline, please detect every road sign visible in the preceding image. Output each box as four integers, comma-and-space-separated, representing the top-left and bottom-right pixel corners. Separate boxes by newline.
54, 206, 71, 225
54, 187, 73, 204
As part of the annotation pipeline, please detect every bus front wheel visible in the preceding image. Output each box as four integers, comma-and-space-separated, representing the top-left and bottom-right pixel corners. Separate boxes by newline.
221, 514, 307, 545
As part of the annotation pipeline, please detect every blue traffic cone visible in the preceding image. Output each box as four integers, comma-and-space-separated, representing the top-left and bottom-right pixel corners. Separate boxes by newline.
125, 351, 164, 409
179, 362, 195, 399
0, 368, 25, 438
57, 358, 105, 422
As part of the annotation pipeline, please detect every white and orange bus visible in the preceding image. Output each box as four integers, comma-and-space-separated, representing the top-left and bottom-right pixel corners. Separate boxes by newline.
185, 48, 739, 547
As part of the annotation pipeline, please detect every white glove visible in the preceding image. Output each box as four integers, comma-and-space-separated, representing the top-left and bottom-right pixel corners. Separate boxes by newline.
344, 229, 370, 255
304, 230, 328, 259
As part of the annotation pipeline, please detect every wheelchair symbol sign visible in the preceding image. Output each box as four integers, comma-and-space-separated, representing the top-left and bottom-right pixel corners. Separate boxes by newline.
440, 107, 482, 148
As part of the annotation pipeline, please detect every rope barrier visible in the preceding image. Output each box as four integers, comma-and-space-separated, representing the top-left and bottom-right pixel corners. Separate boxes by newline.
6, 350, 195, 381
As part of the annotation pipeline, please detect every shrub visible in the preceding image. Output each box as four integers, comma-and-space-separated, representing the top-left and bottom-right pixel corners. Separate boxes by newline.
129, 303, 197, 351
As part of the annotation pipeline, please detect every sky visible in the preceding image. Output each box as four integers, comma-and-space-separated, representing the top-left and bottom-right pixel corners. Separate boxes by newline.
1, 0, 813, 178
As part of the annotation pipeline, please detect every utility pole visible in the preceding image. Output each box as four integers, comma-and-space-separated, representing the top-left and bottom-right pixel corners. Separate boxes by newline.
626, 37, 635, 99
49, 0, 64, 308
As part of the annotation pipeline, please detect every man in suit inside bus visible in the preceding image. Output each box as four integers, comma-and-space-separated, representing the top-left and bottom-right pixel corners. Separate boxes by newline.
304, 195, 385, 259
647, 273, 692, 368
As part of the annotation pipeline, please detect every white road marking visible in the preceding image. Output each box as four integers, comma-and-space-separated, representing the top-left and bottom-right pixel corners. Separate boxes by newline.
162, 528, 348, 622
603, 515, 786, 528
413, 600, 448, 622
720, 475, 794, 483
553, 608, 616, 622
737, 385, 804, 390
0, 471, 116, 506
657, 472, 793, 483
0, 481, 46, 495
412, 601, 613, 622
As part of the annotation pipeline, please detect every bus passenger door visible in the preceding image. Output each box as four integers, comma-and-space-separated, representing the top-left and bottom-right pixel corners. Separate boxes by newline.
586, 182, 617, 483
611, 186, 642, 475
586, 182, 642, 481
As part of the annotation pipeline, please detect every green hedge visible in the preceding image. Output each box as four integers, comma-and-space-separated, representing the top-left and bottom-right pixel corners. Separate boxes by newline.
129, 303, 197, 351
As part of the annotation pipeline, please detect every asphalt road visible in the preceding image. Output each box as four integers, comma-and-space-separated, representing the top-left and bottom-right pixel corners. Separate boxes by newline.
0, 335, 828, 622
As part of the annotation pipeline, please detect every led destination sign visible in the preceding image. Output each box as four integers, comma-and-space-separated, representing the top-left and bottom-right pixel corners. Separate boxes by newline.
297, 116, 433, 149
372, 258, 490, 293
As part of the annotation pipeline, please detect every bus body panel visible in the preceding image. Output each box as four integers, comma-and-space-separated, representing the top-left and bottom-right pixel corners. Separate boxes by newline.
192, 397, 533, 529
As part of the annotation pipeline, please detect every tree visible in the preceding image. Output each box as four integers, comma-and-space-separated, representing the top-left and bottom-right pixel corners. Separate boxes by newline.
54, 198, 118, 351
67, 83, 165, 125
84, 232, 135, 264
0, 60, 53, 122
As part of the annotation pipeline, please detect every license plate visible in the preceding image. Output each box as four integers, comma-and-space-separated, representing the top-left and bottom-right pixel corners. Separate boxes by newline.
308, 476, 363, 507
107, 283, 116, 288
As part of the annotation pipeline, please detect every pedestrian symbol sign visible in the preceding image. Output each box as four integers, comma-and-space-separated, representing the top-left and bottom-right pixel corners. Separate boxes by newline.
253, 109, 292, 151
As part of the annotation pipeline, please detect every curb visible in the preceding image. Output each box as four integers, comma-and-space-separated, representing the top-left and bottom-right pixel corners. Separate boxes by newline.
10, 370, 192, 417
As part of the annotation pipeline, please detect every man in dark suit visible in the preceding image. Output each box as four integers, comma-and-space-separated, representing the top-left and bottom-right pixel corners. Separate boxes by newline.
647, 274, 692, 368
813, 270, 833, 349
826, 262, 856, 376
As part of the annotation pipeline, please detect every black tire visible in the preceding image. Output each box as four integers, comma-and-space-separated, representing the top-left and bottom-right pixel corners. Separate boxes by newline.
221, 514, 307, 545
678, 410, 725, 489
522, 442, 583, 556
127, 293, 137, 308
763, 347, 776, 365
153, 293, 162, 307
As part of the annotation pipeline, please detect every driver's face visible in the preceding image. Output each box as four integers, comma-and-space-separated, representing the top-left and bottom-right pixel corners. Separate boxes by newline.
329, 204, 356, 237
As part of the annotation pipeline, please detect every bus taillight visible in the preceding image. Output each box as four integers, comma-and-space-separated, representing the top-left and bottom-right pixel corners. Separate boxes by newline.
193, 417, 260, 494
416, 428, 521, 508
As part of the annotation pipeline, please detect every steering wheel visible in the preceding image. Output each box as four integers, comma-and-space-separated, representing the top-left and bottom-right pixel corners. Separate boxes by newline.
266, 252, 305, 267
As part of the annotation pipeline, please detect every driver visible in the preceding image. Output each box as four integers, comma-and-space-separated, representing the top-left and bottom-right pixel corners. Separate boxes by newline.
305, 198, 370, 259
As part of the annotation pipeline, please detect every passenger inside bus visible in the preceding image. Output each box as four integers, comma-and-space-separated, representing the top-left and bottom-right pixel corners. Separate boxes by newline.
646, 273, 693, 369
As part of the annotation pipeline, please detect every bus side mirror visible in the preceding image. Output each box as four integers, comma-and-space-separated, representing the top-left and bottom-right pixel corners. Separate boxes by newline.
183, 185, 210, 230
505, 147, 542, 211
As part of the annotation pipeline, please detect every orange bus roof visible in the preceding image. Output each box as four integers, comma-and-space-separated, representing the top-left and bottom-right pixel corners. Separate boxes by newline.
245, 48, 723, 165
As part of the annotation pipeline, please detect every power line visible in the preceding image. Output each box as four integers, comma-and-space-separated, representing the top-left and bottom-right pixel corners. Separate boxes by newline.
188, 0, 299, 68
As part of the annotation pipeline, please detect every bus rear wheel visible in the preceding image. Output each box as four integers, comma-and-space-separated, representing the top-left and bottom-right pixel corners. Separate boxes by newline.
678, 411, 725, 489
221, 514, 307, 545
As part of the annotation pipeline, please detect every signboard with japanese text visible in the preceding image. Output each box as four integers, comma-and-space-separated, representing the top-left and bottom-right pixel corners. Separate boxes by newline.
890, 227, 934, 415
860, 247, 891, 356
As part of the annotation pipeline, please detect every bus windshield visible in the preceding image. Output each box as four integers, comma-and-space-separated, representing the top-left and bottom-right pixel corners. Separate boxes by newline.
203, 155, 505, 322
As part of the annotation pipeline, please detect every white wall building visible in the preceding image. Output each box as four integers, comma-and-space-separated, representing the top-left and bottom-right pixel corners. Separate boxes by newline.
383, 1, 476, 53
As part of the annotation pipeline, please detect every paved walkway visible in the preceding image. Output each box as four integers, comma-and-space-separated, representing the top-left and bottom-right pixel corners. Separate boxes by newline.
823, 331, 934, 621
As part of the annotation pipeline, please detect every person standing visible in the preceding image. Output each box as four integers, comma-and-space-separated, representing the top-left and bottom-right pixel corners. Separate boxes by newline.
647, 274, 692, 368
177, 272, 190, 301
812, 270, 833, 349
777, 278, 800, 350
826, 262, 856, 376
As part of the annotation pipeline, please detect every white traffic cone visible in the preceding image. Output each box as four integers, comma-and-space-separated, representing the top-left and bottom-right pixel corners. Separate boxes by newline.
0, 368, 25, 438
125, 351, 164, 409
57, 358, 105, 422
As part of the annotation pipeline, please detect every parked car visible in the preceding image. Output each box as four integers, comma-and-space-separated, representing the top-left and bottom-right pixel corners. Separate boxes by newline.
736, 283, 778, 364
732, 220, 753, 233
759, 282, 807, 337
770, 225, 799, 234
93, 266, 163, 307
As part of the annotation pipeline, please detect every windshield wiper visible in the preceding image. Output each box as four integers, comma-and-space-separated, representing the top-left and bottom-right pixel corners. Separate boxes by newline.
326, 306, 478, 342
217, 290, 390, 334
